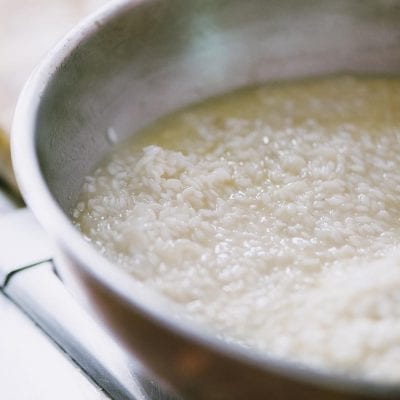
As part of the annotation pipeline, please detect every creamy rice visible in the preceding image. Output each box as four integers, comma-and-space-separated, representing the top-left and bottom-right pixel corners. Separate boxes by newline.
73, 76, 400, 381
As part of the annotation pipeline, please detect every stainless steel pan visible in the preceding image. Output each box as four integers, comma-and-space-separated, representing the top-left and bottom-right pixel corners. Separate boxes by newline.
12, 0, 400, 398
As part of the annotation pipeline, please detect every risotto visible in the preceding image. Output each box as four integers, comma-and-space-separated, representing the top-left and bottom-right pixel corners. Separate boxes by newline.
73, 76, 400, 381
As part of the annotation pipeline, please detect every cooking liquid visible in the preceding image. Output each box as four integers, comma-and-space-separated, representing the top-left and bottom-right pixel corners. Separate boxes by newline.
73, 76, 400, 381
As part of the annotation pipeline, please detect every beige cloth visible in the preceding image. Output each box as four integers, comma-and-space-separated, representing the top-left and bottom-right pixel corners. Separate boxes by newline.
0, 0, 109, 191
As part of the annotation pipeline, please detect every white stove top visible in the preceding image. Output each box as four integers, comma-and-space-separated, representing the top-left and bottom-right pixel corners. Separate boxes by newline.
0, 186, 178, 400
0, 287, 108, 400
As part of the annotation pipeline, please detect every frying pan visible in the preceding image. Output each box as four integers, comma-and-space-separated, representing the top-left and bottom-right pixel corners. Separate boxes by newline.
11, 0, 400, 398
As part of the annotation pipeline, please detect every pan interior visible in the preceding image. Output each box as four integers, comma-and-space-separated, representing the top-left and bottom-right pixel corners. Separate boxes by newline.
35, 0, 400, 213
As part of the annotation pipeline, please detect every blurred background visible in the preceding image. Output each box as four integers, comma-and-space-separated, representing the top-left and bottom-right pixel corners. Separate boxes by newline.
0, 0, 109, 195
